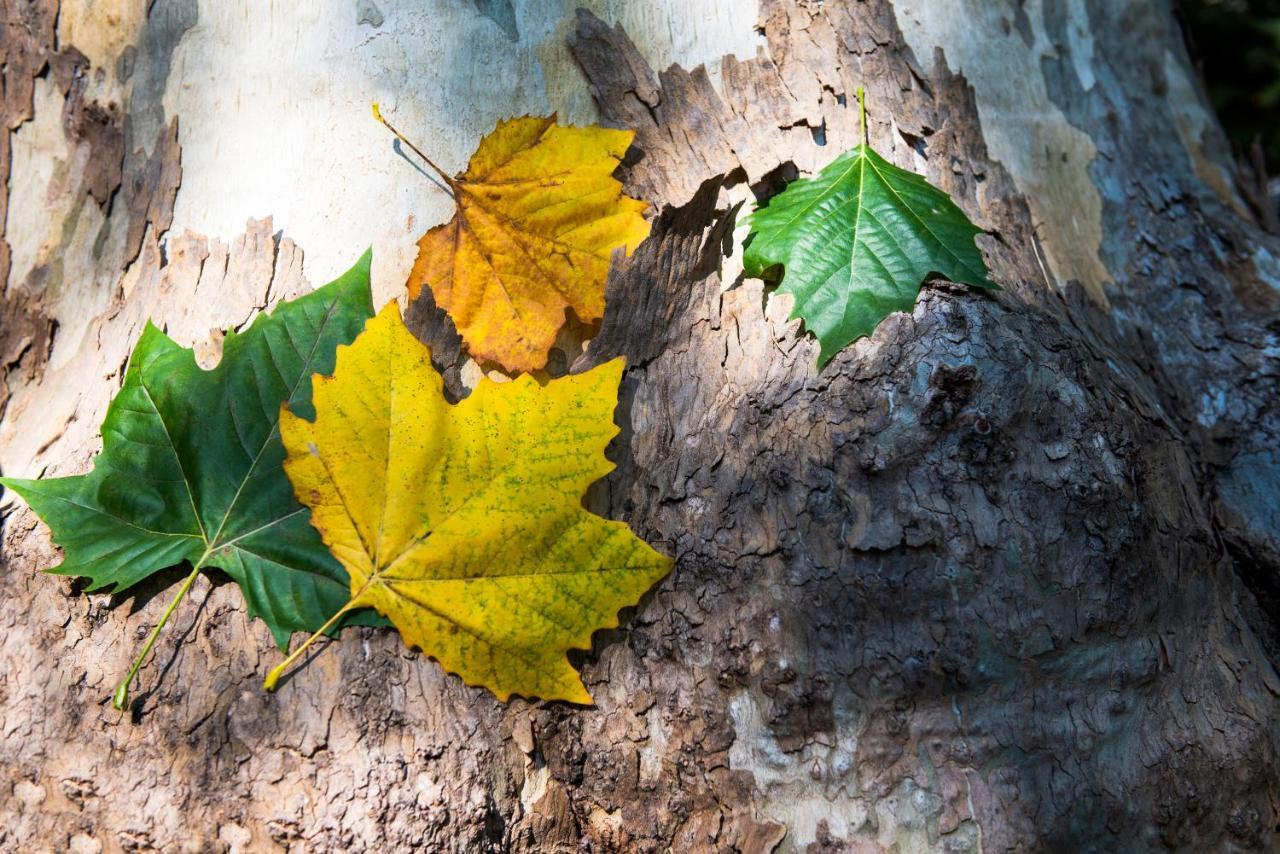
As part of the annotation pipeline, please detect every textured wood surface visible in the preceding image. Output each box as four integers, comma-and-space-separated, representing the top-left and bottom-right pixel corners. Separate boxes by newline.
2, 1, 1279, 851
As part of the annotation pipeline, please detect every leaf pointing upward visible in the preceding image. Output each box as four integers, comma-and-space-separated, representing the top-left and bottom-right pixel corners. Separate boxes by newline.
0, 254, 379, 650
271, 303, 672, 703
744, 141, 996, 364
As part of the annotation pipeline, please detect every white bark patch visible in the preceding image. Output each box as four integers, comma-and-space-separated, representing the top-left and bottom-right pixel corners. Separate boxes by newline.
726, 689, 954, 852
518, 761, 551, 813
637, 705, 669, 787
6, 79, 74, 296
895, 0, 1111, 303
160, 0, 761, 306
1064, 0, 1096, 92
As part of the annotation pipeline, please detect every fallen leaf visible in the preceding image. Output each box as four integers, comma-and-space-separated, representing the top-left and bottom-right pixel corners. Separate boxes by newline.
744, 123, 995, 364
1, 253, 380, 650
407, 114, 650, 373
272, 302, 671, 702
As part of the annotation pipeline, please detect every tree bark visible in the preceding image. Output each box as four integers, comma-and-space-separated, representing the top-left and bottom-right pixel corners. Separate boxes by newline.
3, 1, 1279, 852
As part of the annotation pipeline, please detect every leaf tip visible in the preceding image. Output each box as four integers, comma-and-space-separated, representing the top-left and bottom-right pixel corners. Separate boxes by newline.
348, 246, 374, 280
533, 675, 594, 707
375, 298, 402, 319
562, 685, 595, 706
0, 475, 39, 507
597, 354, 626, 380
138, 319, 173, 348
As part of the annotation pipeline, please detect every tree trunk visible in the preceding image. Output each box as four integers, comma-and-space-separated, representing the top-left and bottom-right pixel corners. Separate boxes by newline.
3, 0, 1279, 851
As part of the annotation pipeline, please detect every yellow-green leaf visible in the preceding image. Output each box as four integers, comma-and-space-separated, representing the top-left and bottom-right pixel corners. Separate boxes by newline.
271, 303, 671, 702
407, 115, 650, 374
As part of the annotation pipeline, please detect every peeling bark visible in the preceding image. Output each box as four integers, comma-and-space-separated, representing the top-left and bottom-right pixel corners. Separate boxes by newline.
2, 1, 1280, 852
1, 0, 59, 288
0, 0, 60, 424
122, 117, 181, 269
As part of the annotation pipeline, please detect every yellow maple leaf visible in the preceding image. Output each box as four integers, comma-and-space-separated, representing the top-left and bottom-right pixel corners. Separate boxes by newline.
266, 302, 671, 703
405, 114, 650, 374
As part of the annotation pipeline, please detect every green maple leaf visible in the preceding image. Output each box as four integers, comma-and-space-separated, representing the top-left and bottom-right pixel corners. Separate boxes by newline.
743, 98, 995, 365
1, 252, 380, 708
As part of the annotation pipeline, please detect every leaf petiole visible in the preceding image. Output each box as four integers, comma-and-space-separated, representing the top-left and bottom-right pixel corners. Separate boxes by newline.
263, 600, 355, 692
857, 85, 868, 146
112, 554, 207, 711
371, 102, 456, 196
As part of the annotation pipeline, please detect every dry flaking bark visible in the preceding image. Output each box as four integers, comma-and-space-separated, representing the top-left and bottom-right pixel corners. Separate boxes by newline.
0, 0, 60, 424
0, 0, 141, 428
2, 1, 1280, 852
1, 0, 59, 288
121, 117, 181, 269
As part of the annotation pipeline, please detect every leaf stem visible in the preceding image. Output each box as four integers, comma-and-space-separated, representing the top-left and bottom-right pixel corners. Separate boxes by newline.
112, 555, 206, 711
263, 601, 354, 692
857, 86, 868, 146
371, 102, 457, 195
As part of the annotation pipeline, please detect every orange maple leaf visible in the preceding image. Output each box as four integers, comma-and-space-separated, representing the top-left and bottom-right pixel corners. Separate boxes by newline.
402, 114, 650, 373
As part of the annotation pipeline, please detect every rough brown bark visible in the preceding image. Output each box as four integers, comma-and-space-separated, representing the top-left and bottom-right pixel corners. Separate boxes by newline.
3, 1, 1279, 852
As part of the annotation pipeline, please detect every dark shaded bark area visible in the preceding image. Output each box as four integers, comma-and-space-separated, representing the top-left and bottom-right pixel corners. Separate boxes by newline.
564, 1, 1280, 849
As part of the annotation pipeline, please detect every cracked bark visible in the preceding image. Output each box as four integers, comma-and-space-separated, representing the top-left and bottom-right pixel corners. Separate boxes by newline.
2, 1, 1280, 852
